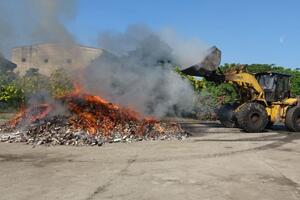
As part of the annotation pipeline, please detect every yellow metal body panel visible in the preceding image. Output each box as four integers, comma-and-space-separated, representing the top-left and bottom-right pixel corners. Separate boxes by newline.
266, 105, 284, 123
283, 98, 298, 105
225, 70, 299, 123
235, 97, 298, 123
225, 72, 264, 96
266, 98, 298, 123
236, 98, 297, 123
225, 72, 267, 105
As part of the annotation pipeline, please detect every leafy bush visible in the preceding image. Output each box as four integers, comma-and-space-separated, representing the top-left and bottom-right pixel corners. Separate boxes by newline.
0, 68, 73, 111
18, 69, 50, 97
174, 67, 204, 92
49, 68, 73, 97
174, 66, 237, 106
0, 83, 24, 110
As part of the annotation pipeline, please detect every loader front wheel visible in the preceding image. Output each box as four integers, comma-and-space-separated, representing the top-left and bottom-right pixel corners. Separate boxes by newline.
236, 102, 268, 132
217, 103, 238, 128
285, 106, 300, 132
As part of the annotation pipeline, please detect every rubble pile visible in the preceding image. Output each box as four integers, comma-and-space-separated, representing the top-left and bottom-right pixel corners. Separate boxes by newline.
0, 90, 188, 146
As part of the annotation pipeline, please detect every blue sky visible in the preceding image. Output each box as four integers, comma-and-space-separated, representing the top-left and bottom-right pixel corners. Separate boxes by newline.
67, 0, 300, 68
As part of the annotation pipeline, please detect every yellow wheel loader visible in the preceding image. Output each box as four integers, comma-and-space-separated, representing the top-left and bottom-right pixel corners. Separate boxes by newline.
181, 47, 300, 132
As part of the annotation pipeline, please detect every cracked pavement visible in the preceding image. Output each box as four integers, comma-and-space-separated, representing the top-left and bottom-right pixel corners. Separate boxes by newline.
0, 122, 300, 200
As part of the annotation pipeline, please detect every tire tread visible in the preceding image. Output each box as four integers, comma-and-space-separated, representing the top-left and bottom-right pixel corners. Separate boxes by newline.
285, 106, 300, 132
236, 102, 268, 132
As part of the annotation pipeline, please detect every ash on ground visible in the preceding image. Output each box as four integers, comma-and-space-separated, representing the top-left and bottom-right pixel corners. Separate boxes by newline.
0, 115, 188, 146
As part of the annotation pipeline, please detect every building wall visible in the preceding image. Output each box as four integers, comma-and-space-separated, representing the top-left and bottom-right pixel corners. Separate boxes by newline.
11, 43, 103, 75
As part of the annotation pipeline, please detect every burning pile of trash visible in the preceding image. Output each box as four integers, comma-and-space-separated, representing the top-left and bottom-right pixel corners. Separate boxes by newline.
0, 84, 188, 146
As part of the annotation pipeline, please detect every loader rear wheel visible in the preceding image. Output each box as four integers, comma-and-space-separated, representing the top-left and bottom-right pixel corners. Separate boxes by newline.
285, 106, 300, 132
236, 102, 268, 132
217, 103, 238, 128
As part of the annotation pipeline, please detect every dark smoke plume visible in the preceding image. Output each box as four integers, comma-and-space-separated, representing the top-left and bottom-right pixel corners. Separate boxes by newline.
84, 25, 212, 117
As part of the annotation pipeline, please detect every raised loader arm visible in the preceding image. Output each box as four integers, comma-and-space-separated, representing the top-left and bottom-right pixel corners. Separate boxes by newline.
181, 46, 266, 102
181, 46, 225, 84
224, 72, 265, 100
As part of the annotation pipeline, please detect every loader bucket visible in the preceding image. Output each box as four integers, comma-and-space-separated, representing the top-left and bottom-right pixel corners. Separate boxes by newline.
181, 46, 221, 77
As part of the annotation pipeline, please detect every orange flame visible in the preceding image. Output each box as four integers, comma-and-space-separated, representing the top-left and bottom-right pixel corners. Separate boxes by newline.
60, 82, 143, 134
7, 81, 156, 136
7, 104, 53, 127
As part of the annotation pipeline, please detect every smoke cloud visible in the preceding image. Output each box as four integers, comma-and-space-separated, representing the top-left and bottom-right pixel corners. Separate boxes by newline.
0, 0, 214, 119
0, 0, 76, 57
84, 25, 211, 117
159, 28, 211, 67
0, 2, 15, 57
0, 0, 77, 117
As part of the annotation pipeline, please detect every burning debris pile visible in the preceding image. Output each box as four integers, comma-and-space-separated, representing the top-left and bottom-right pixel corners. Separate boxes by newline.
0, 85, 188, 146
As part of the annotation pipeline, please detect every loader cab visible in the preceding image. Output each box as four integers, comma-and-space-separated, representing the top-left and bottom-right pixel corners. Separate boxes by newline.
255, 72, 291, 102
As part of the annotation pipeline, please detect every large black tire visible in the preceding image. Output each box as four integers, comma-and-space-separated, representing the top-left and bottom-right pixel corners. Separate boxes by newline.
217, 103, 238, 128
235, 102, 268, 132
285, 106, 300, 132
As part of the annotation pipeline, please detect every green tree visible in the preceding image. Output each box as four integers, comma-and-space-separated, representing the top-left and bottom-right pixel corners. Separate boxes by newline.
229, 63, 300, 95
201, 80, 237, 105
0, 66, 23, 110
174, 66, 205, 92
18, 68, 50, 97
0, 83, 24, 110
175, 66, 237, 105
49, 68, 73, 97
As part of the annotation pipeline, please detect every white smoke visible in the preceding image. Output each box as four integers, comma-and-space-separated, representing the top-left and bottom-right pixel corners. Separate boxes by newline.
0, 2, 16, 57
0, 0, 215, 118
0, 0, 77, 57
84, 25, 211, 117
0, 0, 77, 115
159, 27, 210, 68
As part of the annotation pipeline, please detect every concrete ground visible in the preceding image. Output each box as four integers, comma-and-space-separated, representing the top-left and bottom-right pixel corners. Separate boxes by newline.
0, 122, 300, 200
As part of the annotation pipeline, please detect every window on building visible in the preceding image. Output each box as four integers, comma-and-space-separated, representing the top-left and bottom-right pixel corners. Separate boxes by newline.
22, 58, 26, 62
67, 59, 72, 64
44, 58, 48, 63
